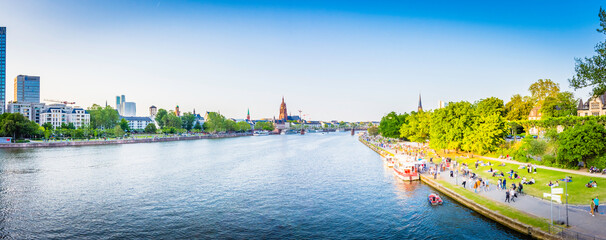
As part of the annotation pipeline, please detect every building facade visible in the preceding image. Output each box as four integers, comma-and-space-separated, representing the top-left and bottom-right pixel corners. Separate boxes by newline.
150, 105, 157, 118
121, 116, 154, 130
577, 93, 606, 116
7, 102, 46, 124
279, 97, 287, 122
14, 75, 40, 103
122, 102, 136, 116
0, 27, 5, 113
39, 104, 90, 129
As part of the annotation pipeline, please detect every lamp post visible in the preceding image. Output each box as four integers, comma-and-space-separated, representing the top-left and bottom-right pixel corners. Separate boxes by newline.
565, 176, 569, 227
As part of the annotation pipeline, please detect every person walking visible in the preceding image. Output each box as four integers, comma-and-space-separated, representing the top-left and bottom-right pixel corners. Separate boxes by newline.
503, 179, 507, 190
591, 199, 596, 216
462, 179, 467, 189
505, 189, 510, 203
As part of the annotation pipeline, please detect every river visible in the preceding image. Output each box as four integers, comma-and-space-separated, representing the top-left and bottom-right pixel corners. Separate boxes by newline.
0, 132, 528, 239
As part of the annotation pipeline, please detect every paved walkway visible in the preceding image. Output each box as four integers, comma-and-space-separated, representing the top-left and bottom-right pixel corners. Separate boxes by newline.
436, 171, 605, 238
368, 141, 606, 238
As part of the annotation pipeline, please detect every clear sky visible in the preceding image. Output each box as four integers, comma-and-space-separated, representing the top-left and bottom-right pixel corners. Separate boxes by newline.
0, 0, 603, 121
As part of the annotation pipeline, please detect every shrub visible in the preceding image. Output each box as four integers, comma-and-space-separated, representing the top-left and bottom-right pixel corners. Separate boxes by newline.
587, 155, 606, 169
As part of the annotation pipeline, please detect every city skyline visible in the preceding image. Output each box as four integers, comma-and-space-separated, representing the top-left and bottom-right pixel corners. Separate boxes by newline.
0, 1, 604, 121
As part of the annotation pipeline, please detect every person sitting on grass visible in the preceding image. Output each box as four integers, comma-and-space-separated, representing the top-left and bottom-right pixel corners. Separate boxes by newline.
587, 179, 595, 188
592, 181, 597, 188
529, 178, 535, 185
553, 181, 559, 187
514, 172, 519, 179
548, 181, 553, 187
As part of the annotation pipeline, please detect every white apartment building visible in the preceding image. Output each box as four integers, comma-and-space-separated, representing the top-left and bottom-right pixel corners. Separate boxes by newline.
39, 104, 90, 129
121, 116, 154, 130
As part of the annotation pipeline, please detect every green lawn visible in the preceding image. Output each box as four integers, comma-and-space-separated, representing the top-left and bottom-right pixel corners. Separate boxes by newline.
453, 158, 603, 205
437, 179, 552, 232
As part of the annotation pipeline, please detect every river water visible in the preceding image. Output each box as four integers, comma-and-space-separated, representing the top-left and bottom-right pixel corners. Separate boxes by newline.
0, 133, 527, 239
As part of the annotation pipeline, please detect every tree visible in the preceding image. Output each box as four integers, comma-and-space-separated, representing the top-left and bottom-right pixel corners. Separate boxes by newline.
42, 122, 54, 130
113, 125, 125, 137
570, 7, 606, 97
0, 113, 41, 139
430, 101, 475, 151
155, 109, 168, 129
368, 125, 379, 136
475, 97, 505, 117
119, 118, 130, 132
144, 123, 157, 133
504, 94, 534, 121
164, 113, 183, 129
88, 104, 120, 129
528, 79, 560, 105
181, 112, 196, 131
557, 121, 606, 167
235, 121, 251, 132
193, 121, 202, 131
254, 121, 274, 131
378, 112, 408, 138
399, 111, 431, 143
540, 91, 578, 118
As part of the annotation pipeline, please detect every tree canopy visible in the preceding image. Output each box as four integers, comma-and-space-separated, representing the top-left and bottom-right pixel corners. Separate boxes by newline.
570, 7, 606, 97
378, 112, 408, 138
88, 104, 120, 129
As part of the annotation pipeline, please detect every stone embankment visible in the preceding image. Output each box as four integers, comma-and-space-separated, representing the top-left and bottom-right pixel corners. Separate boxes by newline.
0, 133, 252, 148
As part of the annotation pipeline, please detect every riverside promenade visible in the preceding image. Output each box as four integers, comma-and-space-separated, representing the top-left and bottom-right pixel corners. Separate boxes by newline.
361, 137, 606, 239
0, 133, 252, 148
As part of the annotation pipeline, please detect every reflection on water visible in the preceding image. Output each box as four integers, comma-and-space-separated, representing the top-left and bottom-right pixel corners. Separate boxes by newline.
0, 133, 528, 239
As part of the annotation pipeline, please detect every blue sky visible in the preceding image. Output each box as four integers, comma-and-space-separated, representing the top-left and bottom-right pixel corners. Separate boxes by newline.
0, 0, 604, 121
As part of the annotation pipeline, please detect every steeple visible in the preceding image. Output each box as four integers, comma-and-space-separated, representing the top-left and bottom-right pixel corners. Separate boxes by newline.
247, 108, 251, 121
418, 94, 423, 112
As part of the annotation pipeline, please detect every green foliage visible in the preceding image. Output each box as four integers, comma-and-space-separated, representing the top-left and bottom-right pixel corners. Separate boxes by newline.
557, 120, 606, 167
163, 113, 183, 129
504, 94, 534, 121
464, 113, 507, 154
570, 7, 606, 97
475, 97, 505, 116
181, 112, 196, 131
113, 125, 125, 137
587, 154, 606, 169
399, 111, 431, 143
519, 137, 547, 157
0, 113, 43, 139
235, 121, 252, 132
430, 101, 475, 151
528, 79, 560, 105
378, 112, 408, 138
367, 125, 379, 136
204, 112, 236, 133
193, 121, 202, 131
254, 121, 274, 131
88, 104, 120, 129
155, 109, 168, 129
540, 91, 577, 118
42, 122, 53, 130
119, 118, 130, 132
144, 123, 157, 133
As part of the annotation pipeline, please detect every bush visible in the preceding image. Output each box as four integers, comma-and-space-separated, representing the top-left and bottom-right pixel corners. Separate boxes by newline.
542, 154, 556, 165
587, 155, 606, 169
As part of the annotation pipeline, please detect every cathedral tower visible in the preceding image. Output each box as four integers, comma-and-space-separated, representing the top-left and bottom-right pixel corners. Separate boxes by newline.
279, 97, 288, 121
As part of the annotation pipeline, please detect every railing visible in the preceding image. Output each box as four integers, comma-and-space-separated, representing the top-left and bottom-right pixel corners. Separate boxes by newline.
550, 225, 606, 240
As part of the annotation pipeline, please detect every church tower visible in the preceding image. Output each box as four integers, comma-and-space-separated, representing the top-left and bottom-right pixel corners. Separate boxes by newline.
279, 97, 288, 121
247, 108, 251, 121
418, 94, 423, 112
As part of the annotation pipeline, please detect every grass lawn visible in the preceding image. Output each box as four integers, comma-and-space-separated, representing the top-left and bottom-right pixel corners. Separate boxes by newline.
437, 179, 552, 232
451, 157, 603, 205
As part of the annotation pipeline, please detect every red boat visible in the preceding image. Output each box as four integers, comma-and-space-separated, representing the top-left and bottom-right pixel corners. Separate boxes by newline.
428, 193, 443, 205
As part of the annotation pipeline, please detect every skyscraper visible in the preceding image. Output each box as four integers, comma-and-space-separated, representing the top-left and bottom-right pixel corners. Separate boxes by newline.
0, 27, 6, 113
14, 75, 40, 103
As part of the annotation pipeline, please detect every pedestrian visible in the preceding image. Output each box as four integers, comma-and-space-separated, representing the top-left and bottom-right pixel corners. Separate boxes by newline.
591, 199, 596, 216
503, 179, 507, 190
462, 179, 467, 188
593, 196, 600, 213
497, 178, 502, 191
505, 189, 510, 203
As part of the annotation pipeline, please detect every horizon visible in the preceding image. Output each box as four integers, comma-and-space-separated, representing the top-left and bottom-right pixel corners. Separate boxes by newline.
0, 0, 603, 121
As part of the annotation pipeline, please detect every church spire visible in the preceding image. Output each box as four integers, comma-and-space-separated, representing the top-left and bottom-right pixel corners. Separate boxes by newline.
247, 108, 251, 121
418, 94, 423, 112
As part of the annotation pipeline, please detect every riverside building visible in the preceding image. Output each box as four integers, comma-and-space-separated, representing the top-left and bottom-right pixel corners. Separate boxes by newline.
7, 102, 46, 124
39, 104, 90, 129
14, 75, 40, 103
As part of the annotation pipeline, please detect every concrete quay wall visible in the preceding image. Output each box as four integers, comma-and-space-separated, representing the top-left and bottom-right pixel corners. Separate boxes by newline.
0, 133, 252, 148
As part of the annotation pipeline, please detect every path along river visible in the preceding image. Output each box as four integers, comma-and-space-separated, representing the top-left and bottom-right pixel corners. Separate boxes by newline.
0, 132, 528, 239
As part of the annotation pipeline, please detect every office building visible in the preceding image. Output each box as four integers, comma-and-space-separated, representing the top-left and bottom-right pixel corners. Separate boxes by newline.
7, 102, 45, 124
122, 102, 136, 116
0, 27, 5, 113
14, 75, 40, 103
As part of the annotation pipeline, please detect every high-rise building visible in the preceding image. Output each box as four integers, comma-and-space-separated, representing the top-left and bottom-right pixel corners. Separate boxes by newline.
14, 75, 40, 103
7, 102, 45, 124
122, 102, 136, 117
0, 27, 6, 113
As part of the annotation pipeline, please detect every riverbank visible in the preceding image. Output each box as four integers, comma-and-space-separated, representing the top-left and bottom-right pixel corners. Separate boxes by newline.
0, 133, 252, 148
358, 136, 606, 240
